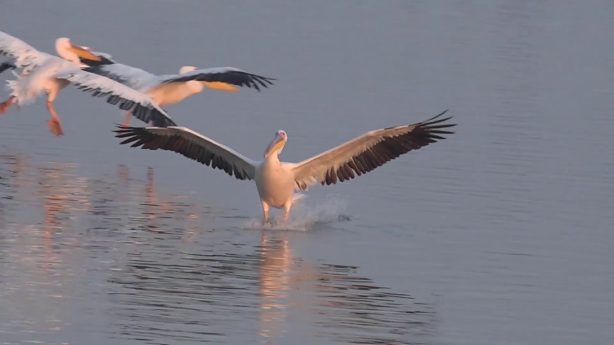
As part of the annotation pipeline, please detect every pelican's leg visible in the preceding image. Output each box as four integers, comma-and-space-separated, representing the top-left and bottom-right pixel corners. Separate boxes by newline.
122, 111, 132, 127
261, 200, 270, 225
46, 101, 64, 137
0, 96, 16, 114
282, 201, 293, 224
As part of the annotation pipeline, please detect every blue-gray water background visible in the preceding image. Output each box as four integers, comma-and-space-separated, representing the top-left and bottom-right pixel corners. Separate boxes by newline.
1, 1, 613, 344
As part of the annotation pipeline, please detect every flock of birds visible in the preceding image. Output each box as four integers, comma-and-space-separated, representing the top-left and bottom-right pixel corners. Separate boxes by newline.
0, 30, 456, 224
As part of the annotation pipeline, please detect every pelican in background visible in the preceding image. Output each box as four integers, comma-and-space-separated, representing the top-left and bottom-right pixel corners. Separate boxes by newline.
115, 111, 455, 224
0, 31, 176, 136
80, 46, 275, 125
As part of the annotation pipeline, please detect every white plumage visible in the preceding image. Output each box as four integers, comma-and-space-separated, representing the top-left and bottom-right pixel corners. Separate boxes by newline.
0, 31, 44, 73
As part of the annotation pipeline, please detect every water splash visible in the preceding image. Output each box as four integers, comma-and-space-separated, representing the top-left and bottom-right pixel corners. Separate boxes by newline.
242, 196, 350, 231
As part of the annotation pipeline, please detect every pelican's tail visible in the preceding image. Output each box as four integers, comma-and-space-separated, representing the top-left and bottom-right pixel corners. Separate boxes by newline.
6, 76, 39, 107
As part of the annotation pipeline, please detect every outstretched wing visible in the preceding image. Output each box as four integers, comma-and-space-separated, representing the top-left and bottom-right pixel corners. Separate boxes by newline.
83, 62, 158, 91
292, 110, 455, 191
114, 126, 257, 180
160, 67, 275, 91
56, 68, 176, 127
0, 31, 45, 71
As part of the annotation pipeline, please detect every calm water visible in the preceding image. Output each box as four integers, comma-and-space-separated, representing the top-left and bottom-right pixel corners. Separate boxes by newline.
1, 1, 614, 344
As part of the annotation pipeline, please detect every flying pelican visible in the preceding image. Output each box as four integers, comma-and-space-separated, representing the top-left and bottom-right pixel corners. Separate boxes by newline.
114, 111, 455, 224
0, 31, 176, 136
80, 47, 275, 125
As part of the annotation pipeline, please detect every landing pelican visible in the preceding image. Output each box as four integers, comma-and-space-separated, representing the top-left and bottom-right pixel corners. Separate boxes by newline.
0, 31, 176, 136
115, 111, 455, 224
80, 47, 274, 124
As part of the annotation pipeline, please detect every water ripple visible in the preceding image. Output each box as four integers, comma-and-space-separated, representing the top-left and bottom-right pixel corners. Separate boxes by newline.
0, 152, 431, 344
107, 234, 433, 344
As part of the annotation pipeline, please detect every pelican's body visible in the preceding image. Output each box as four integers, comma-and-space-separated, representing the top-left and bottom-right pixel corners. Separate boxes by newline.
256, 156, 297, 217
0, 31, 176, 135
9, 56, 69, 105
115, 111, 455, 224
147, 78, 205, 107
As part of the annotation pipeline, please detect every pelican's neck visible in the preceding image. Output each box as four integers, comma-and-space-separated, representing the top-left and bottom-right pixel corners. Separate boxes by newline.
55, 38, 79, 64
264, 134, 287, 162
264, 151, 281, 165
264, 140, 285, 163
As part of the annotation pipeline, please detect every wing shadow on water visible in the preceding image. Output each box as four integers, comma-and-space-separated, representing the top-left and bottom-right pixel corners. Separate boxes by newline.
107, 231, 434, 344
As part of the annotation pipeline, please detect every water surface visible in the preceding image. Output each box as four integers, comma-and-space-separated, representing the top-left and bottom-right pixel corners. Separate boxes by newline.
1, 1, 614, 344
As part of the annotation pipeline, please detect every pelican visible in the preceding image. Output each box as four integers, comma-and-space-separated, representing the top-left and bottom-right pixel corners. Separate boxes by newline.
80, 47, 275, 125
0, 31, 176, 136
115, 111, 455, 224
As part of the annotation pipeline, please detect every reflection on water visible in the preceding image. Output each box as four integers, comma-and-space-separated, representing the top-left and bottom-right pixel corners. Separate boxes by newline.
108, 230, 432, 344
3, 0, 614, 343
313, 264, 432, 344
0, 151, 210, 345
0, 151, 431, 344
259, 234, 433, 344
259, 233, 294, 341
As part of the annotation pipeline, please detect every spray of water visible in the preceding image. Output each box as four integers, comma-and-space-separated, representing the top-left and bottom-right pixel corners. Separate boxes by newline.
242, 195, 351, 231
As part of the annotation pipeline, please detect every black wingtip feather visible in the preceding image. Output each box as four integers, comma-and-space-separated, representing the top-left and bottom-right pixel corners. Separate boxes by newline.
163, 70, 275, 91
0, 62, 17, 74
113, 125, 253, 181
306, 110, 455, 188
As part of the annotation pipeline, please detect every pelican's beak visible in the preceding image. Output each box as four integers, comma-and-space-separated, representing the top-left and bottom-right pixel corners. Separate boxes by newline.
202, 81, 239, 92
265, 133, 287, 157
69, 42, 101, 62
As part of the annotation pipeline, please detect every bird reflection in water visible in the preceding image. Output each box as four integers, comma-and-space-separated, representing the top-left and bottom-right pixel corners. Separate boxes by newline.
0, 153, 204, 260
259, 232, 298, 340
0, 153, 30, 228
37, 162, 91, 232
137, 166, 204, 241
107, 224, 432, 344
89, 163, 204, 241
0, 152, 212, 343
0, 154, 93, 339
0, 155, 92, 272
0, 153, 432, 344
257, 232, 434, 344
143, 166, 174, 230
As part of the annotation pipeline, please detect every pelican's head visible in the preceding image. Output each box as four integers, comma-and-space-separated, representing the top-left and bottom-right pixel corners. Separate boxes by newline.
265, 130, 288, 157
179, 66, 198, 74
55, 37, 101, 65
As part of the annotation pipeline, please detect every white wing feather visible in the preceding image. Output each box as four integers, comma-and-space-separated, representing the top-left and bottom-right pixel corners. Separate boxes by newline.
115, 126, 257, 180
0, 31, 45, 71
84, 62, 158, 91
56, 66, 176, 127
292, 112, 455, 190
